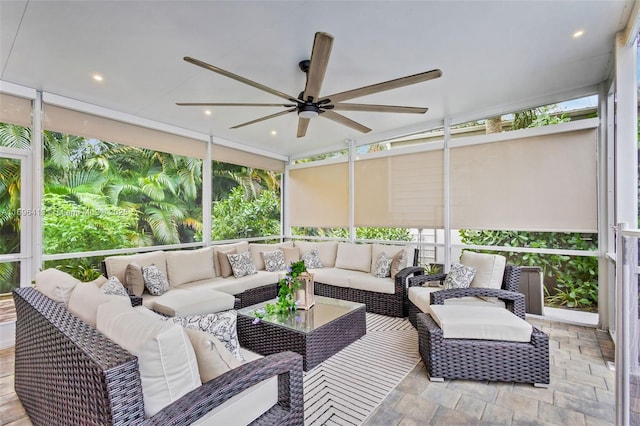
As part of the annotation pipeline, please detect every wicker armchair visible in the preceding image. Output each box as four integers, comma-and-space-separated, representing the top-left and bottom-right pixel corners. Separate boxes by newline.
407, 264, 524, 327
13, 287, 304, 426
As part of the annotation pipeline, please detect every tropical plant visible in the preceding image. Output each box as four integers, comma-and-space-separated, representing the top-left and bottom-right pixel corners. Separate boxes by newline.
211, 186, 280, 240
253, 260, 307, 319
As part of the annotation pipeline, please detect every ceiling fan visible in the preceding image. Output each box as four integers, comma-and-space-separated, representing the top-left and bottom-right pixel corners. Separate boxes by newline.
177, 32, 442, 138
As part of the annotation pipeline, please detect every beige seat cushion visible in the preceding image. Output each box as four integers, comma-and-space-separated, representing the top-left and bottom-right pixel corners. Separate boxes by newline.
165, 247, 215, 287
184, 328, 242, 383
349, 273, 395, 294
34, 268, 81, 305
213, 241, 249, 277
430, 305, 532, 342
151, 288, 236, 316
184, 271, 279, 296
67, 282, 131, 327
96, 301, 201, 417
294, 241, 338, 267
460, 251, 506, 289
248, 241, 294, 271
334, 242, 372, 273
408, 286, 506, 317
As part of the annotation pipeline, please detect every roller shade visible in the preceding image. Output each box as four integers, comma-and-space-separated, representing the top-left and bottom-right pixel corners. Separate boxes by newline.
212, 144, 285, 172
289, 162, 348, 227
355, 150, 444, 228
450, 128, 597, 232
43, 104, 206, 158
0, 94, 31, 127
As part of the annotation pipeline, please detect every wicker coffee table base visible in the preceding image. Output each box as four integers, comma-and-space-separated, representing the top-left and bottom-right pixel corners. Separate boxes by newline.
416, 312, 550, 386
238, 304, 366, 371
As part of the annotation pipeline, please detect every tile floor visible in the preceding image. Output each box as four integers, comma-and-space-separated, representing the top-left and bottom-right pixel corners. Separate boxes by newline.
0, 313, 623, 426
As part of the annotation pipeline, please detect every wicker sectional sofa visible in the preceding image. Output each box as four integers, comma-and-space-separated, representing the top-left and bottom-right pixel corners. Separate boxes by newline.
102, 240, 421, 318
13, 283, 304, 425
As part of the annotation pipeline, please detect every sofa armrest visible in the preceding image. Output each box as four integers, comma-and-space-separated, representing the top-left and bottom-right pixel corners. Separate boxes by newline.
394, 266, 425, 296
145, 351, 303, 426
408, 273, 447, 287
430, 288, 526, 319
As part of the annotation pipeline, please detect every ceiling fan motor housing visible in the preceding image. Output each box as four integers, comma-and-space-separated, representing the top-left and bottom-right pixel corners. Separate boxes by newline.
298, 102, 320, 119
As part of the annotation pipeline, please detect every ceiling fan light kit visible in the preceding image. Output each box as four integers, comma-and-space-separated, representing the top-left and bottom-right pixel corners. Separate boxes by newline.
178, 32, 442, 138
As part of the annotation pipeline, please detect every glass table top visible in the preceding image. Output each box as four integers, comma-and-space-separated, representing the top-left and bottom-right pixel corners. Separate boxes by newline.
237, 296, 365, 333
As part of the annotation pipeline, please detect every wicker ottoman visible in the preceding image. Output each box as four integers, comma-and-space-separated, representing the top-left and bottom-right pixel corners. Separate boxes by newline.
416, 306, 550, 387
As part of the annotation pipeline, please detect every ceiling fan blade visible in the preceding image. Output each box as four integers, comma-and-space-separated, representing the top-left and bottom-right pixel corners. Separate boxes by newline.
176, 102, 296, 107
321, 110, 371, 133
297, 117, 310, 138
230, 108, 296, 129
184, 56, 300, 103
321, 69, 442, 104
303, 32, 334, 101
332, 103, 428, 114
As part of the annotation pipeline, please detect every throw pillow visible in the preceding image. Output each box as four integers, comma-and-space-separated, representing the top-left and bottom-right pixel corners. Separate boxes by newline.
390, 249, 408, 279
217, 248, 236, 278
372, 252, 393, 278
101, 276, 129, 296
301, 248, 324, 269
227, 251, 257, 278
124, 262, 145, 296
262, 249, 286, 272
142, 264, 170, 296
184, 328, 242, 383
443, 263, 476, 289
283, 246, 300, 264
165, 309, 244, 362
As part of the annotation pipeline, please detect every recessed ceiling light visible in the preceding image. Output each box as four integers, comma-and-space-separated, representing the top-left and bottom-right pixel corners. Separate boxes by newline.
204, 110, 212, 116
573, 30, 585, 38
92, 74, 104, 82
271, 130, 277, 136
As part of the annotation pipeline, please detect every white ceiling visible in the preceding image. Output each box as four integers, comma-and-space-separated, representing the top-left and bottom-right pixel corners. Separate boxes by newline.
0, 1, 633, 159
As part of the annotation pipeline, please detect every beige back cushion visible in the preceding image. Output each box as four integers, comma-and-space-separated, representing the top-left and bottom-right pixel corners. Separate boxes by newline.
370, 244, 405, 272
334, 243, 372, 273
248, 241, 294, 270
67, 282, 131, 328
184, 328, 242, 383
104, 251, 167, 286
96, 301, 201, 417
213, 241, 249, 277
165, 247, 215, 287
460, 251, 506, 289
294, 241, 339, 267
34, 268, 81, 305
283, 247, 301, 265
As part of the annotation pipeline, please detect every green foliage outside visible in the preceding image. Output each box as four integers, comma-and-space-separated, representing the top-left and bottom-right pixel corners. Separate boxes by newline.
211, 186, 281, 240
291, 226, 412, 242
459, 230, 598, 310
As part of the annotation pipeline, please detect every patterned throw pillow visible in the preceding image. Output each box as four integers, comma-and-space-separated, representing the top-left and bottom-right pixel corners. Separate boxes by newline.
262, 249, 286, 272
165, 310, 244, 362
101, 276, 129, 296
141, 264, 170, 296
372, 252, 393, 278
227, 251, 257, 278
301, 248, 324, 269
443, 263, 476, 289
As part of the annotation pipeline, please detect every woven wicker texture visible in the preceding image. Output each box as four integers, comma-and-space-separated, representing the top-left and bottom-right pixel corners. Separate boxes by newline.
416, 312, 549, 385
314, 265, 424, 317
407, 265, 524, 327
237, 302, 366, 371
13, 287, 304, 425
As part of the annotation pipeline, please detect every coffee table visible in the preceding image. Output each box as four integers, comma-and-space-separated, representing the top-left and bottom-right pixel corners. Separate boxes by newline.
236, 296, 366, 371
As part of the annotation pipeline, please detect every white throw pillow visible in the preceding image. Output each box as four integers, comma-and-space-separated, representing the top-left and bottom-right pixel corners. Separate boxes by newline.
301, 249, 324, 269
335, 242, 372, 273
372, 252, 393, 278
142, 264, 170, 296
213, 241, 249, 277
443, 263, 476, 289
101, 276, 129, 296
34, 268, 81, 305
460, 251, 506, 289
165, 247, 215, 287
97, 301, 201, 417
227, 251, 258, 278
184, 328, 242, 383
